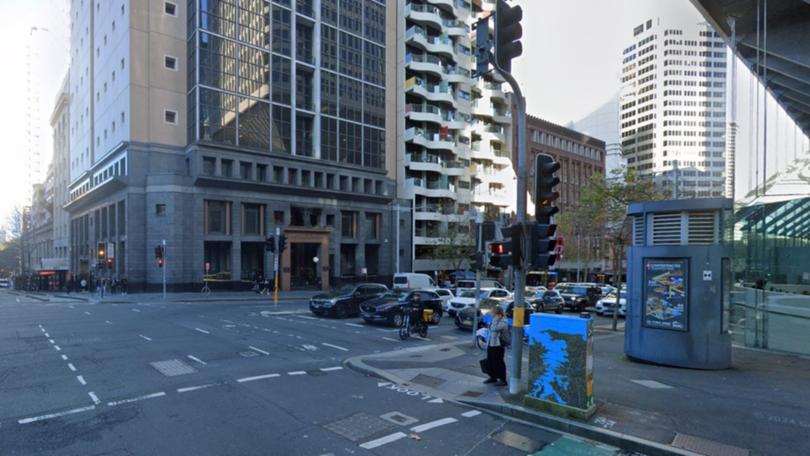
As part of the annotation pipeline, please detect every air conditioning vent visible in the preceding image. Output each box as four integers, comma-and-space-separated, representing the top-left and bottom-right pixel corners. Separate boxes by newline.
688, 211, 716, 245
633, 216, 645, 246
651, 213, 682, 245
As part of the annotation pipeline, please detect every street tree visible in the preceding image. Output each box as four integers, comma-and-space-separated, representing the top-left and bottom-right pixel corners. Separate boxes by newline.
434, 223, 476, 272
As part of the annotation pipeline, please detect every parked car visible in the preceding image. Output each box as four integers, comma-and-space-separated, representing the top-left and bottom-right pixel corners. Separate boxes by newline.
392, 273, 436, 290
455, 298, 532, 331
530, 289, 563, 313
453, 279, 477, 296
429, 288, 454, 308
0, 278, 10, 288
309, 283, 388, 318
360, 289, 444, 326
596, 290, 627, 317
555, 283, 601, 312
446, 287, 512, 317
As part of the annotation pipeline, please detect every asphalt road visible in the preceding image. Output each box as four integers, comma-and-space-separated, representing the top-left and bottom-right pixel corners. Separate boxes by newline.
0, 291, 565, 456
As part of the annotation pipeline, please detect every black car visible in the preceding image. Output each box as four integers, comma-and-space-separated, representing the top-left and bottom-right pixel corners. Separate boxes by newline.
309, 283, 388, 318
555, 283, 599, 312
529, 290, 563, 314
360, 290, 444, 326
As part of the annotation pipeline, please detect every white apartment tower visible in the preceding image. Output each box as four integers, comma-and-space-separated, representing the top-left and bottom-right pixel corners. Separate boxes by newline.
398, 0, 516, 272
620, 16, 728, 198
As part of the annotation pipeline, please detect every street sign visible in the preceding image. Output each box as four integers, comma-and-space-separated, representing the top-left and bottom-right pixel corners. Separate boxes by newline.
205, 262, 210, 272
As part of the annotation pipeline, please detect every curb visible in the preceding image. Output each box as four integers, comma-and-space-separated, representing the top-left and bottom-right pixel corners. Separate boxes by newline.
345, 345, 700, 456
24, 294, 50, 302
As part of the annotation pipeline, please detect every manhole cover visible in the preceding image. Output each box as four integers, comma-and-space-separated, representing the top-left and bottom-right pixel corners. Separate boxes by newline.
411, 374, 446, 388
239, 351, 259, 358
380, 412, 419, 426
150, 359, 196, 377
324, 413, 394, 442
491, 430, 543, 453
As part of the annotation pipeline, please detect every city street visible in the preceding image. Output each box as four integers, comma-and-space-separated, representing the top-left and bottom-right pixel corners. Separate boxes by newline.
0, 291, 607, 456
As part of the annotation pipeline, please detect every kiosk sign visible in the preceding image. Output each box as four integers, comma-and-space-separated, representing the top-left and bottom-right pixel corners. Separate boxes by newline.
643, 259, 688, 331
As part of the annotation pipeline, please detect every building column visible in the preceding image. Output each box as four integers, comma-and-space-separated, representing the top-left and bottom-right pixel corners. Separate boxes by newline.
230, 200, 242, 284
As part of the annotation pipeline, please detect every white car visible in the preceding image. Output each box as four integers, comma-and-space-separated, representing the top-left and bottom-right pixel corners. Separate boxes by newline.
596, 290, 627, 316
446, 287, 512, 316
428, 288, 455, 308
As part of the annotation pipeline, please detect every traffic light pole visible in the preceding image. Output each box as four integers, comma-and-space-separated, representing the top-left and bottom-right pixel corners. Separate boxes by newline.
472, 220, 482, 347
162, 239, 167, 301
273, 226, 280, 306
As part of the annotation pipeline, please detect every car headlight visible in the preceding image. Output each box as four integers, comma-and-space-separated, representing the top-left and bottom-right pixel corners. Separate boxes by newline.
323, 299, 337, 307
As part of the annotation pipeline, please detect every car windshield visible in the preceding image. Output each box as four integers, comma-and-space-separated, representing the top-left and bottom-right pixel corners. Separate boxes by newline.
458, 290, 477, 298
606, 291, 627, 299
393, 276, 408, 284
336, 285, 356, 295
381, 290, 407, 300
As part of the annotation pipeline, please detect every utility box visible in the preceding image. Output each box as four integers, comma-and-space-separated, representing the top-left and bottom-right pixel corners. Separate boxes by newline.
625, 198, 733, 369
524, 313, 595, 419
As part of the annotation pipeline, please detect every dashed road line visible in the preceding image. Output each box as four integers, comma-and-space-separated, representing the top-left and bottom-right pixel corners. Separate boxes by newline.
321, 343, 349, 352
187, 355, 207, 366
44, 332, 49, 337
298, 315, 318, 320
359, 432, 407, 450
248, 346, 270, 356
288, 371, 306, 376
410, 417, 458, 433
139, 334, 153, 342
131, 308, 141, 312
61, 354, 68, 361
320, 366, 343, 372
76, 375, 86, 386
382, 337, 400, 342
461, 410, 482, 418
345, 323, 364, 328
88, 392, 100, 405
67, 363, 77, 372
48, 339, 55, 344
105, 320, 113, 324
107, 392, 166, 407
18, 405, 96, 424
236, 373, 280, 383
53, 345, 61, 351
194, 328, 210, 335
84, 311, 92, 315
177, 384, 215, 393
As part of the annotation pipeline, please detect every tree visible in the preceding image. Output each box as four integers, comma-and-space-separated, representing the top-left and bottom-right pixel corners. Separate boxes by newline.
434, 223, 476, 272
562, 167, 665, 330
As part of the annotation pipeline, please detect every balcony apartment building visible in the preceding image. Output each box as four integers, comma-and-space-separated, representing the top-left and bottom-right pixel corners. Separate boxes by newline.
397, 0, 516, 273
620, 14, 728, 198
64, 0, 401, 291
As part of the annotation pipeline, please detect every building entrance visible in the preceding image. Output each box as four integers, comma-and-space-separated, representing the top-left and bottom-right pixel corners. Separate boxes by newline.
279, 227, 331, 292
290, 242, 321, 289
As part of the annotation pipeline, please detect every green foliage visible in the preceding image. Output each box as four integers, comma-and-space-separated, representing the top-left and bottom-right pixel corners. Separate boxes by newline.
434, 224, 475, 271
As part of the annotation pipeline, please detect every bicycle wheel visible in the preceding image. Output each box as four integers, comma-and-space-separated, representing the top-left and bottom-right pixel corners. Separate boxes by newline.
201, 286, 211, 297
476, 334, 488, 350
399, 315, 410, 340
418, 323, 428, 338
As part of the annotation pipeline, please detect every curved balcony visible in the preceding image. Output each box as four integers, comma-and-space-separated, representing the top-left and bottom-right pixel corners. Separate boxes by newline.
481, 81, 506, 101
405, 53, 446, 79
492, 109, 512, 125
406, 103, 469, 131
414, 204, 469, 223
472, 189, 510, 207
405, 127, 457, 152
405, 77, 456, 106
405, 26, 455, 60
445, 66, 473, 85
406, 177, 460, 200
471, 100, 496, 118
405, 3, 443, 29
443, 18, 469, 36
480, 125, 506, 144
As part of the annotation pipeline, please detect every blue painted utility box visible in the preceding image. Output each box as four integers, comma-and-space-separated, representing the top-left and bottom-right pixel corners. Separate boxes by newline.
524, 313, 595, 419
625, 198, 733, 369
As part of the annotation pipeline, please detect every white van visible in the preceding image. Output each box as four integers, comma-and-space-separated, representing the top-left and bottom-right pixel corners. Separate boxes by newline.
393, 273, 436, 290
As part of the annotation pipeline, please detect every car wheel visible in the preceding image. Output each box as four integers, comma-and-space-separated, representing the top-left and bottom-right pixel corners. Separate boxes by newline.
454, 315, 463, 329
431, 311, 442, 325
391, 312, 404, 327
555, 307, 562, 314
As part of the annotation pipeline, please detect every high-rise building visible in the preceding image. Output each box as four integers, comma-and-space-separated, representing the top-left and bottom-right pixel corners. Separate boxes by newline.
570, 92, 624, 180
64, 0, 400, 291
48, 74, 71, 274
397, 0, 516, 272
620, 16, 728, 198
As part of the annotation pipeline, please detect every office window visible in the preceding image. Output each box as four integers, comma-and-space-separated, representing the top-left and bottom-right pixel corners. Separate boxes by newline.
257, 164, 267, 182
274, 210, 285, 225
272, 6, 291, 56
164, 110, 178, 124
205, 200, 231, 234
164, 55, 177, 70
239, 161, 252, 179
221, 159, 233, 177
365, 213, 380, 240
341, 211, 356, 238
242, 203, 263, 235
156, 204, 167, 216
202, 157, 216, 175
164, 2, 177, 16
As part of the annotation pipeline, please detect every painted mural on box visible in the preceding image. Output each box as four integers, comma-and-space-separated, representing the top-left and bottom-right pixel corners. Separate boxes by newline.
527, 314, 594, 410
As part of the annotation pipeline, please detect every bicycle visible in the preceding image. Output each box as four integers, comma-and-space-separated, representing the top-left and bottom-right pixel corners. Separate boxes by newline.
398, 305, 428, 340
201, 280, 211, 297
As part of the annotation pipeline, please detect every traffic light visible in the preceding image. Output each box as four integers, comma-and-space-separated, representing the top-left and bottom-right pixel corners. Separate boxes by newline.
535, 154, 561, 224
277, 234, 287, 253
97, 243, 106, 260
469, 251, 485, 271
494, 0, 523, 73
154, 245, 164, 268
488, 241, 509, 269
502, 223, 523, 269
474, 16, 491, 77
529, 222, 558, 269
265, 235, 276, 253
106, 258, 113, 267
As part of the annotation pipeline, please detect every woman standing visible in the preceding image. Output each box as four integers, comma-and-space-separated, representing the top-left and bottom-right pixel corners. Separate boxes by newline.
484, 306, 509, 387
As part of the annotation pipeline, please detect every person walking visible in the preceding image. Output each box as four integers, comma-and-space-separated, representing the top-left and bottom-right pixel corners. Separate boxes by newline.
484, 306, 509, 387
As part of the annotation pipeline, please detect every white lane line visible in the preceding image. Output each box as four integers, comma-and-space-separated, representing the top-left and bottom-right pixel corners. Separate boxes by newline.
194, 328, 210, 335
461, 410, 482, 418
321, 343, 349, 352
139, 334, 153, 342
88, 392, 100, 405
54, 345, 62, 351
287, 371, 306, 376
345, 323, 364, 328
359, 432, 407, 450
382, 337, 400, 342
222, 319, 234, 324
44, 332, 50, 337
631, 379, 674, 389
18, 405, 96, 424
105, 320, 112, 324
298, 315, 318, 320
67, 363, 77, 372
131, 308, 141, 312
187, 355, 207, 366
236, 373, 280, 383
76, 375, 87, 385
248, 346, 270, 356
61, 354, 68, 361
107, 391, 166, 407
320, 366, 343, 372
69, 305, 75, 309
48, 339, 55, 344
410, 417, 458, 433
84, 311, 92, 315
177, 384, 214, 393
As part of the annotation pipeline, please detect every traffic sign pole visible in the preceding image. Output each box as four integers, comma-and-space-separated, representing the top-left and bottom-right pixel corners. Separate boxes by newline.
274, 227, 280, 306
162, 239, 167, 301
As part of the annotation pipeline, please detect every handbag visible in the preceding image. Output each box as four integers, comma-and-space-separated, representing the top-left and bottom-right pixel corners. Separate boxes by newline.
479, 358, 490, 375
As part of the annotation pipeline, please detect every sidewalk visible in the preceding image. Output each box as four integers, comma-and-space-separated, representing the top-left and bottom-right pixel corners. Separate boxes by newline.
15, 289, 321, 304
347, 324, 810, 456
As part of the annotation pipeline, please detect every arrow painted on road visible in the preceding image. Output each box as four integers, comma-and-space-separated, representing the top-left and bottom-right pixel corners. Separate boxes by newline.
378, 382, 392, 387
427, 398, 443, 404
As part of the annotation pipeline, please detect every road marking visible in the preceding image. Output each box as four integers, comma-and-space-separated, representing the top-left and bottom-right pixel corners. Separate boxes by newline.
461, 410, 482, 418
441, 335, 459, 340
105, 320, 112, 324
67, 363, 77, 372
631, 379, 674, 389
88, 392, 100, 405
107, 391, 166, 407
187, 355, 207, 366
248, 346, 270, 356
194, 328, 210, 335
236, 373, 280, 383
222, 319, 234, 324
61, 354, 68, 361
345, 323, 364, 328
177, 384, 214, 393
18, 405, 96, 424
376, 328, 399, 333
320, 366, 343, 372
48, 339, 55, 344
359, 432, 407, 449
411, 417, 458, 433
139, 334, 153, 342
131, 308, 141, 312
84, 311, 92, 315
288, 371, 306, 376
44, 332, 49, 337
321, 343, 349, 352
427, 397, 443, 404
54, 345, 61, 351
382, 337, 400, 342
76, 375, 87, 385
301, 344, 318, 351
298, 315, 318, 320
